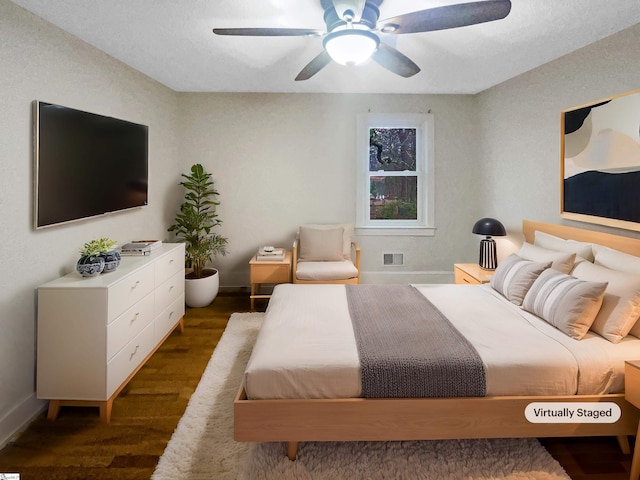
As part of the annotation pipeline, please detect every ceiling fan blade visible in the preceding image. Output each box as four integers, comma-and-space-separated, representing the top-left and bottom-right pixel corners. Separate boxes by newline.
379, 0, 511, 35
295, 50, 332, 81
213, 28, 323, 37
332, 0, 366, 21
371, 43, 420, 78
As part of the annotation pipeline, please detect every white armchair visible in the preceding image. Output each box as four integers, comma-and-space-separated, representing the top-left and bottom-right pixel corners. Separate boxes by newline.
292, 224, 360, 284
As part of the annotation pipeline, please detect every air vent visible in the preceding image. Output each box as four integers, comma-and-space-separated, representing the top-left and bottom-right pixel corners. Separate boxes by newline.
383, 253, 404, 266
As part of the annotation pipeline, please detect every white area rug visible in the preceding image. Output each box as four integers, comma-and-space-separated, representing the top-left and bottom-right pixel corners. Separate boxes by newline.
152, 313, 570, 480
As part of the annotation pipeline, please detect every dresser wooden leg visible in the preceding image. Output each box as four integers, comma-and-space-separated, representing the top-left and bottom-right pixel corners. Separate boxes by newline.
47, 400, 61, 420
99, 400, 113, 423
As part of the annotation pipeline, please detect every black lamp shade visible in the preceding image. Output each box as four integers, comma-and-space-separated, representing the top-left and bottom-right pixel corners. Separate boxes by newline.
472, 218, 506, 270
472, 217, 506, 237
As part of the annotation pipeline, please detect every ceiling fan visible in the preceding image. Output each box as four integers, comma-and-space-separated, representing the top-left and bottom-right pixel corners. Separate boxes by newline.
213, 0, 512, 81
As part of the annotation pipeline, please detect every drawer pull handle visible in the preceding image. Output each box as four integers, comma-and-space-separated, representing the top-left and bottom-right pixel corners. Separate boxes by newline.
130, 345, 139, 360
169, 259, 174, 264
131, 281, 140, 290
130, 312, 140, 324
169, 285, 174, 291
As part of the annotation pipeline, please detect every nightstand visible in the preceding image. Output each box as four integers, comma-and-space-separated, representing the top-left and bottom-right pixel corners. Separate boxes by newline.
454, 263, 494, 285
249, 250, 292, 310
625, 360, 640, 480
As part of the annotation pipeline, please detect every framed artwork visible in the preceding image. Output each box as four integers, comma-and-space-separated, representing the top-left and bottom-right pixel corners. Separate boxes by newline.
561, 89, 640, 232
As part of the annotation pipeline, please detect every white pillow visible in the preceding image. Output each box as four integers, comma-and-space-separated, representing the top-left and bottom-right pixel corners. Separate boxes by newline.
301, 224, 353, 260
490, 254, 550, 306
299, 226, 344, 261
572, 262, 640, 343
593, 244, 640, 275
534, 231, 594, 262
522, 269, 607, 340
518, 242, 576, 274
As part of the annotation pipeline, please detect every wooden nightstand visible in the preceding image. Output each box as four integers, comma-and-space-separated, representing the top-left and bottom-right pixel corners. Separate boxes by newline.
625, 360, 640, 480
249, 250, 292, 310
454, 263, 494, 285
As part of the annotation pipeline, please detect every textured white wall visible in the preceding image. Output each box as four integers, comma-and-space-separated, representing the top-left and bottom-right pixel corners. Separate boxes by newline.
177, 93, 483, 286
477, 23, 640, 255
0, 0, 181, 445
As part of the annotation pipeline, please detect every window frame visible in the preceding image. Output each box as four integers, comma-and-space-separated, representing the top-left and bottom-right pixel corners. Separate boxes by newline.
356, 113, 435, 236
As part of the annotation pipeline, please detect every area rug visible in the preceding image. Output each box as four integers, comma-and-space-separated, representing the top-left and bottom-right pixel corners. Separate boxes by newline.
152, 313, 570, 480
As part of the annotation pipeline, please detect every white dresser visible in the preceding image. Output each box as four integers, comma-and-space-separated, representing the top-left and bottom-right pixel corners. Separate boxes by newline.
37, 243, 185, 422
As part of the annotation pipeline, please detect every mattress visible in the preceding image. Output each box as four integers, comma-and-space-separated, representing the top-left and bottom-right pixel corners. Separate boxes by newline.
244, 283, 640, 400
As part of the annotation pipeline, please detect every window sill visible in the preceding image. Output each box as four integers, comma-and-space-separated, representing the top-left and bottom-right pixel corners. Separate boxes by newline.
355, 226, 436, 237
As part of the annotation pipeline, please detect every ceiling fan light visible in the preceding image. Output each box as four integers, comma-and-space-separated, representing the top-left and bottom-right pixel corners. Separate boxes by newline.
323, 30, 379, 66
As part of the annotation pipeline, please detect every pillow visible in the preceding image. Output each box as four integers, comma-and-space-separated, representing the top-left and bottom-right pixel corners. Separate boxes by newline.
534, 231, 594, 262
301, 223, 353, 260
517, 242, 576, 274
593, 244, 640, 275
490, 254, 551, 306
571, 262, 640, 343
299, 226, 344, 261
522, 269, 608, 340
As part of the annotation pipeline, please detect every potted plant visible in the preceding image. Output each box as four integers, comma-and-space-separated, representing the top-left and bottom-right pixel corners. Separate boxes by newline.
168, 163, 228, 307
77, 237, 119, 277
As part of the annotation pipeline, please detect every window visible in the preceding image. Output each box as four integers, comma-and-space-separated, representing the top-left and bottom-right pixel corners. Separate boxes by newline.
356, 113, 435, 235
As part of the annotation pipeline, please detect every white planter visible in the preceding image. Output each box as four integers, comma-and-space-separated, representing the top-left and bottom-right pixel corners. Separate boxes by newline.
185, 269, 219, 308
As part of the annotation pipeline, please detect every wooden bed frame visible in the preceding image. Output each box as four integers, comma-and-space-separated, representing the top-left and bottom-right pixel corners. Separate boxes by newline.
234, 220, 640, 460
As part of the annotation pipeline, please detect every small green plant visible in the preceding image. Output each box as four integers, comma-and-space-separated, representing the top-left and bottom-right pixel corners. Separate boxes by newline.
168, 164, 228, 279
79, 238, 118, 257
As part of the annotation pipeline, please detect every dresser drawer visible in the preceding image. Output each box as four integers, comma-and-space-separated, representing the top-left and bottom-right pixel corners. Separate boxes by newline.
106, 292, 155, 360
155, 294, 185, 344
106, 322, 155, 397
107, 266, 155, 322
155, 269, 184, 315
155, 245, 185, 286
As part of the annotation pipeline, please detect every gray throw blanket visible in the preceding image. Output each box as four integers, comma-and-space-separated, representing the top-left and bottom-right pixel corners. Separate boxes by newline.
345, 284, 486, 398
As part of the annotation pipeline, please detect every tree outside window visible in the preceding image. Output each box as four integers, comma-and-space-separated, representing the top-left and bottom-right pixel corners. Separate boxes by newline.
369, 127, 418, 220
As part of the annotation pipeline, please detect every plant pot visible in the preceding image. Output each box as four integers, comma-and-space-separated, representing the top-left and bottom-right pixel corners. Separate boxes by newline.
76, 255, 105, 277
100, 250, 121, 273
185, 268, 219, 308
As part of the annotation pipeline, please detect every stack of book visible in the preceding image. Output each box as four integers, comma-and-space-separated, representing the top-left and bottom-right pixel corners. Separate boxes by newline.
121, 240, 163, 256
256, 246, 285, 261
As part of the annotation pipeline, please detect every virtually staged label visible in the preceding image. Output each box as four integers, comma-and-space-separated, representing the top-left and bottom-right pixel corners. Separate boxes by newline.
525, 402, 621, 423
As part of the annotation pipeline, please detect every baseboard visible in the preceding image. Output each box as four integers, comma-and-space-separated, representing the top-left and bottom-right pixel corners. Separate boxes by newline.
0, 394, 47, 449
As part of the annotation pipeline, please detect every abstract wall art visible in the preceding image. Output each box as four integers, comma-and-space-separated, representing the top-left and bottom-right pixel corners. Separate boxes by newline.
561, 89, 640, 231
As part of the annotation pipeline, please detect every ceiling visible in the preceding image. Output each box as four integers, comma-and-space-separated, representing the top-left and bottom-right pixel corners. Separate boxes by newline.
9, 0, 640, 94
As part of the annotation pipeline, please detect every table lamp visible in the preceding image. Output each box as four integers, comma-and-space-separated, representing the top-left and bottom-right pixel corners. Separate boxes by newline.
472, 217, 506, 270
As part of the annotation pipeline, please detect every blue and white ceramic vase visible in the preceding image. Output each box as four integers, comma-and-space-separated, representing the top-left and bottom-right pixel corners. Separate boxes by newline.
100, 250, 121, 273
76, 255, 105, 277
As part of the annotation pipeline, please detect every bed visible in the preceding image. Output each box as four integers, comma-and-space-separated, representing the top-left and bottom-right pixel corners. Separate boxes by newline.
234, 220, 640, 460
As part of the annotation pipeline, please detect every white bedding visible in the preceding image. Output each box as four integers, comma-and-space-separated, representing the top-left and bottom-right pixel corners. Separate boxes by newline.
244, 283, 640, 400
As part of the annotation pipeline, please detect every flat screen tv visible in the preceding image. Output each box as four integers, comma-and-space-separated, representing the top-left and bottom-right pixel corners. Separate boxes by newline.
34, 101, 149, 229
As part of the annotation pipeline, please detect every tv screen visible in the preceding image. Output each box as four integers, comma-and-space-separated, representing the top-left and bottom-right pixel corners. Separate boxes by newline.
34, 101, 149, 229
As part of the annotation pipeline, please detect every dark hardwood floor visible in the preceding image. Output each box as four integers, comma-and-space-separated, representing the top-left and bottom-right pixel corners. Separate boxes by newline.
0, 292, 635, 479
